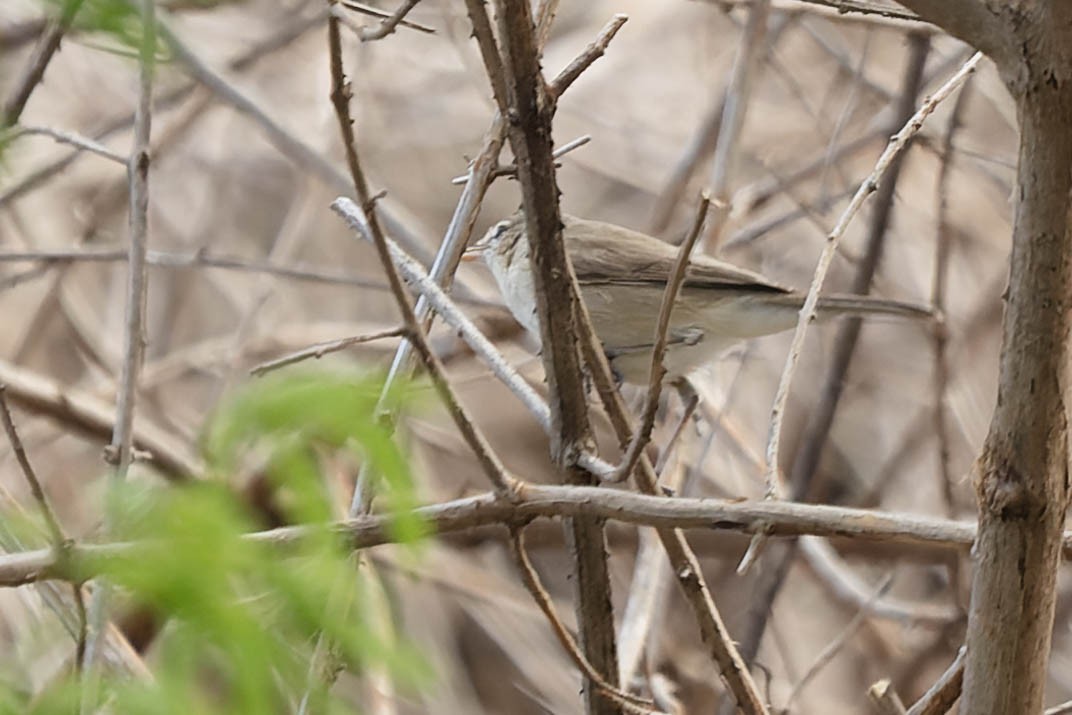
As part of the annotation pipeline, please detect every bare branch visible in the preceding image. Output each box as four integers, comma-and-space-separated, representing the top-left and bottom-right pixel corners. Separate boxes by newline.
508, 528, 661, 715
548, 14, 628, 97
763, 51, 982, 493
4, 125, 127, 165
0, 358, 200, 479
249, 327, 409, 377
10, 482, 1072, 590
905, 647, 965, 715
0, 387, 67, 548
613, 195, 710, 482
2, 0, 86, 126
339, 0, 434, 39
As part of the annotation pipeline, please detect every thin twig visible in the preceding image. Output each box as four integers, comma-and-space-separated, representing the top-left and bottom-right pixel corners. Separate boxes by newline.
0, 387, 88, 669
2, 0, 86, 126
4, 125, 127, 164
762, 51, 983, 492
348, 0, 430, 40
733, 38, 937, 675
338, 0, 434, 34
508, 528, 662, 715
81, 0, 155, 702
450, 134, 591, 184
931, 80, 972, 516
249, 327, 409, 377
0, 387, 66, 545
905, 646, 965, 715
547, 14, 629, 97
783, 573, 894, 709
612, 195, 710, 482
331, 212, 525, 496
345, 0, 576, 513
106, 4, 155, 475
567, 257, 770, 714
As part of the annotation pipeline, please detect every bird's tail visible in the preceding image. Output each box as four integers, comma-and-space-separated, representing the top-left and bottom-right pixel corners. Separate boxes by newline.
814, 294, 934, 320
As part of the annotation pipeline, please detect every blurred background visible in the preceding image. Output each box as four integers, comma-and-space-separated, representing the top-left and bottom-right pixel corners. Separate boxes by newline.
0, 0, 1040, 712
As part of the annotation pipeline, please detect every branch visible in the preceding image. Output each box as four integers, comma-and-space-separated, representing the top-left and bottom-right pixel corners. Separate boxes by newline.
2, 0, 86, 126
340, 0, 433, 40
12, 482, 1072, 589
763, 51, 982, 492
327, 199, 517, 500
0, 358, 199, 479
613, 195, 710, 482
4, 124, 127, 164
249, 327, 409, 377
905, 646, 965, 715
341, 212, 616, 479
107, 0, 156, 475
474, 3, 620, 708
509, 528, 661, 715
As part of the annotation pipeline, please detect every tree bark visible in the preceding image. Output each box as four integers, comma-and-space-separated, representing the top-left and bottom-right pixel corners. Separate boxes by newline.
960, 73, 1072, 715
873, 3, 1072, 711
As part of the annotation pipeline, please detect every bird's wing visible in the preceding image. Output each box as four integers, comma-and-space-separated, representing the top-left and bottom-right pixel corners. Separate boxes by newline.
564, 216, 790, 294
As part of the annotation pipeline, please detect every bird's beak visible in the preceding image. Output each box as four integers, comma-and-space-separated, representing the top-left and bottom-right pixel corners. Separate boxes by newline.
461, 242, 485, 262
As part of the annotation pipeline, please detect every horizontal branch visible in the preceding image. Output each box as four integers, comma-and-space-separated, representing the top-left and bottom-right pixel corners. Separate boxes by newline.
9, 482, 1072, 588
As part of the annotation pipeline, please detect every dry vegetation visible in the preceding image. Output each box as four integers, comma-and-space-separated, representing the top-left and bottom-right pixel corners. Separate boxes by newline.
0, 0, 1070, 713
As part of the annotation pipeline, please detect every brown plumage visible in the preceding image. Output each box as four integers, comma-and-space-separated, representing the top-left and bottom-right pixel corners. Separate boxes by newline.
475, 212, 931, 382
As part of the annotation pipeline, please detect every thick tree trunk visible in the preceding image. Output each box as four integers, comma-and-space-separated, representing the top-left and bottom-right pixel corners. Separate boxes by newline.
960, 76, 1072, 715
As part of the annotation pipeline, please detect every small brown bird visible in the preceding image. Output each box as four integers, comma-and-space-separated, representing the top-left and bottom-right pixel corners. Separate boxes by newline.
473, 212, 931, 383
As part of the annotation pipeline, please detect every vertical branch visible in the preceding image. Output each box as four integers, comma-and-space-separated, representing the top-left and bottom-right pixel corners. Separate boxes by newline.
108, 0, 156, 476
960, 51, 1072, 715
81, 0, 156, 704
468, 1, 619, 710
493, 0, 593, 465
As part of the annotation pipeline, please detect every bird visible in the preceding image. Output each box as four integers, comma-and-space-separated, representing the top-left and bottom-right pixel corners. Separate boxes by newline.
472, 212, 931, 384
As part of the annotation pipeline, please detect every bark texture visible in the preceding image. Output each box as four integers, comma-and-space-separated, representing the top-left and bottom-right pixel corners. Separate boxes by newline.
891, 2, 1072, 712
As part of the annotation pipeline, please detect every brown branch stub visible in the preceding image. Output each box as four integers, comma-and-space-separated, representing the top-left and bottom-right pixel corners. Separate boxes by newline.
548, 13, 628, 98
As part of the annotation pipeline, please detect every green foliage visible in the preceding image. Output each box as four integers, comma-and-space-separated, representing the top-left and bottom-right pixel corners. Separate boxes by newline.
203, 369, 428, 544
14, 369, 430, 713
39, 0, 165, 62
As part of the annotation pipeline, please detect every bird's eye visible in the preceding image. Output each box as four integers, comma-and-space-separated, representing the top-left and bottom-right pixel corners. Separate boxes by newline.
491, 219, 511, 240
